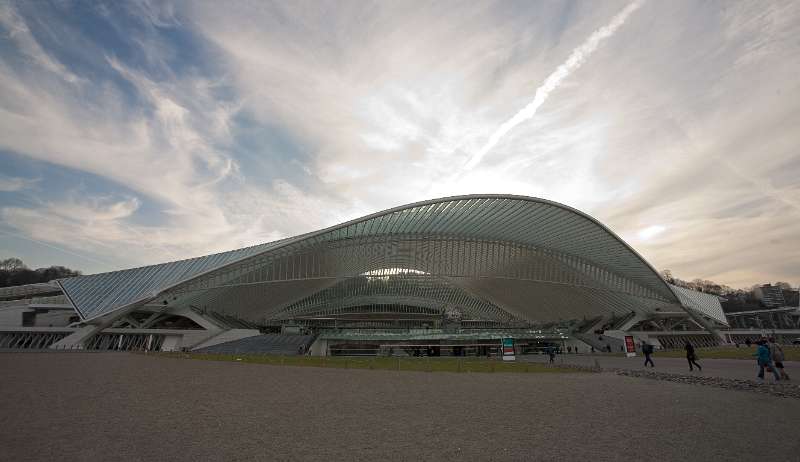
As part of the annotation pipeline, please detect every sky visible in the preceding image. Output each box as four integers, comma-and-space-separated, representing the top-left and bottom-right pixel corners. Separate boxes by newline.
0, 0, 798, 288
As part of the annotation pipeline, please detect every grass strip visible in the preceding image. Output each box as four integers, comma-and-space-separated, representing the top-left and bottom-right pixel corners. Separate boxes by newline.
152, 352, 589, 374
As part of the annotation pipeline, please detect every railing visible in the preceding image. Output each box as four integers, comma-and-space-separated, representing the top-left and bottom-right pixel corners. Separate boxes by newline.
0, 331, 71, 349
329, 344, 504, 357
653, 334, 719, 350
85, 333, 165, 351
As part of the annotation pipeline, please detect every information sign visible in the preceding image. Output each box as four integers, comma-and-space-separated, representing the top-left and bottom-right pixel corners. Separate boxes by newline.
624, 335, 636, 357
501, 337, 515, 361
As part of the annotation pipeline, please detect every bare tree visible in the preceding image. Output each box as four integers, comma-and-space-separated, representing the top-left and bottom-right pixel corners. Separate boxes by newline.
659, 269, 674, 283
0, 258, 26, 271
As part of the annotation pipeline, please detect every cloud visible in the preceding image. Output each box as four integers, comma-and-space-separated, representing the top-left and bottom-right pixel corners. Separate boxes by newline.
1, 196, 143, 255
0, 174, 38, 192
186, 1, 610, 208
0, 3, 348, 268
1, 189, 292, 266
0, 3, 82, 83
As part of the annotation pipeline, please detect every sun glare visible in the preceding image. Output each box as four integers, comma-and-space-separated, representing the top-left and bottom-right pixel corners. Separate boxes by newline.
637, 225, 666, 240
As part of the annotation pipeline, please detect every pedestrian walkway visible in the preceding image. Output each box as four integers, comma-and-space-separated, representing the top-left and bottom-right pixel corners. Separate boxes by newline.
521, 353, 797, 382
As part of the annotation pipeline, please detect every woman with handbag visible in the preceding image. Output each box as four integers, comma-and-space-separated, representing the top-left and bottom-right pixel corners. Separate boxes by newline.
769, 338, 790, 380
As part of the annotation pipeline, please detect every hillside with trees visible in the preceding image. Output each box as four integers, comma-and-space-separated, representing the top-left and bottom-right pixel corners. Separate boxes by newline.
0, 258, 82, 288
660, 269, 799, 311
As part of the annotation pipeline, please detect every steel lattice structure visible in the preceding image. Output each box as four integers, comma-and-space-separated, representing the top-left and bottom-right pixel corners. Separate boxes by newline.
56, 195, 727, 328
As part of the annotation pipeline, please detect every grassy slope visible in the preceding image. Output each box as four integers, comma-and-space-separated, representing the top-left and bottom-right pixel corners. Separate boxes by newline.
155, 353, 585, 374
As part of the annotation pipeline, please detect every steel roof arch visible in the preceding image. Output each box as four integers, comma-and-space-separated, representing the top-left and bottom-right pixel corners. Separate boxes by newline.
59, 194, 681, 322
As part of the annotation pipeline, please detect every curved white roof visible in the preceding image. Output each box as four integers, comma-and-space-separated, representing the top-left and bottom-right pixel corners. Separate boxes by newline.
57, 195, 725, 325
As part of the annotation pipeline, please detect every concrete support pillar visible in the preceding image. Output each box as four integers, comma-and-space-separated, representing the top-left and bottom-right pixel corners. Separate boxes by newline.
170, 306, 223, 331
50, 303, 142, 349
309, 337, 328, 356
617, 313, 646, 331
50, 307, 134, 349
49, 325, 99, 350
685, 311, 727, 344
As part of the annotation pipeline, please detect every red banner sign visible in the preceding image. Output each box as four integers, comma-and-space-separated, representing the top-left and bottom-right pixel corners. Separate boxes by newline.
624, 335, 636, 355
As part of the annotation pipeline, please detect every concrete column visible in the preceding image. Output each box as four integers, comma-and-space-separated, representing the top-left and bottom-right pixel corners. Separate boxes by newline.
50, 304, 138, 349
170, 306, 223, 331
617, 313, 646, 331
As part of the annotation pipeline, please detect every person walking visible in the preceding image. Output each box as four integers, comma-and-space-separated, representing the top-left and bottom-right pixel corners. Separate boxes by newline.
547, 345, 556, 364
756, 339, 781, 382
642, 342, 655, 368
768, 338, 790, 381
685, 341, 702, 371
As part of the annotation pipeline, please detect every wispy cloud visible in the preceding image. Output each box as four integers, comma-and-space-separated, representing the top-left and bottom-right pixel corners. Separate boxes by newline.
0, 3, 82, 83
0, 174, 38, 192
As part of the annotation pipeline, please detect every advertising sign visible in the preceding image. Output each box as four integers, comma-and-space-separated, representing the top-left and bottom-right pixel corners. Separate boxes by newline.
624, 335, 636, 357
501, 337, 515, 361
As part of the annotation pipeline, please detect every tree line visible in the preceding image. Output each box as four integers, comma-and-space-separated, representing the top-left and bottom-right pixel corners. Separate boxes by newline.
0, 258, 82, 288
659, 269, 795, 298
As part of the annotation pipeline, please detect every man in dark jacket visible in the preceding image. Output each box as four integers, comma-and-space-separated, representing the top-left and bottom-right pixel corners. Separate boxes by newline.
685, 341, 702, 371
643, 342, 655, 367
547, 345, 555, 363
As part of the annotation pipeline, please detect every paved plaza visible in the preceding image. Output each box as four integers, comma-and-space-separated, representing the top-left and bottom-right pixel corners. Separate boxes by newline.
523, 352, 800, 382
1, 352, 799, 461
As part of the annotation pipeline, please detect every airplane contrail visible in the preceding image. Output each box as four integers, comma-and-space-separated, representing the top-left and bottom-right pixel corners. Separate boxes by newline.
464, 0, 645, 170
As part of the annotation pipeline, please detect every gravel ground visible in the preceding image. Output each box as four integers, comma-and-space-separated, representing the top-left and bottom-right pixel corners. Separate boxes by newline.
1, 352, 799, 462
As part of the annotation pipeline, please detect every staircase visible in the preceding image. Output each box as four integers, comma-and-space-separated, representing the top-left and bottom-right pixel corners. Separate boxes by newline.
573, 332, 626, 353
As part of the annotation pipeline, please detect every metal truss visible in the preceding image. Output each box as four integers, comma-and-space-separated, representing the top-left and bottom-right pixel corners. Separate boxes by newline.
274, 272, 517, 322
726, 308, 800, 330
